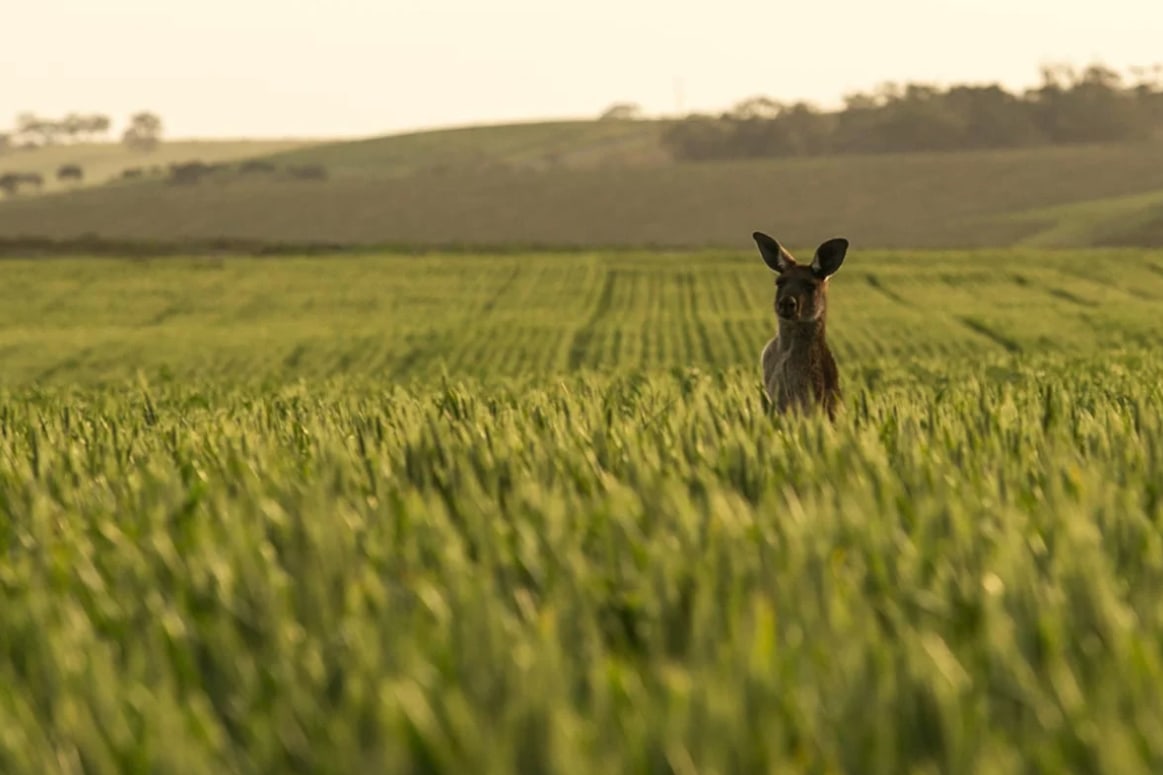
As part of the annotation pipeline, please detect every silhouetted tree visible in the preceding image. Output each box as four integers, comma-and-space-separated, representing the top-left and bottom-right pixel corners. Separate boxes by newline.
660, 61, 1163, 161
239, 160, 278, 174
167, 160, 210, 184
14, 113, 62, 146
731, 96, 782, 120
0, 172, 44, 194
57, 164, 84, 183
61, 114, 86, 143
1028, 63, 1149, 143
659, 114, 735, 160
6, 112, 113, 145
287, 164, 328, 180
56, 113, 111, 143
122, 112, 163, 151
86, 114, 111, 141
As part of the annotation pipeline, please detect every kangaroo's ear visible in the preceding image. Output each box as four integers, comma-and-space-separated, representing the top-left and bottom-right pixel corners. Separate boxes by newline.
810, 237, 848, 278
753, 231, 795, 273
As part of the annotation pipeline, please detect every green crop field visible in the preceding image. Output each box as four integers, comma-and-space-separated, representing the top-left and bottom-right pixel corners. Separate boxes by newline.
3, 247, 1162, 385
3, 247, 1163, 772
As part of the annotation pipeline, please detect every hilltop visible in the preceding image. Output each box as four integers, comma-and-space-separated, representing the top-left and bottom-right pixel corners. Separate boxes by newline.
2, 119, 1163, 250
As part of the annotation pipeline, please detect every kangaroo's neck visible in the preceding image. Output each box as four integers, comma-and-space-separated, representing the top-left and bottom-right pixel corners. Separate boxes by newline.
776, 317, 828, 356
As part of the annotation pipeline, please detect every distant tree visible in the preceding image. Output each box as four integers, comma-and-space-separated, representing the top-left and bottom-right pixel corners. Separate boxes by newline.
660, 60, 1163, 161
841, 92, 880, 112
1028, 62, 1147, 143
61, 113, 86, 143
1, 172, 45, 193
57, 164, 84, 183
167, 160, 211, 184
14, 114, 38, 145
721, 97, 832, 157
86, 114, 112, 141
122, 111, 163, 151
730, 96, 782, 120
1129, 64, 1163, 105
239, 159, 278, 174
659, 114, 735, 160
14, 112, 62, 146
286, 163, 328, 181
57, 113, 111, 143
1129, 64, 1163, 129
600, 102, 643, 121
9, 112, 111, 145
942, 84, 1042, 149
0, 133, 9, 154
0, 172, 46, 196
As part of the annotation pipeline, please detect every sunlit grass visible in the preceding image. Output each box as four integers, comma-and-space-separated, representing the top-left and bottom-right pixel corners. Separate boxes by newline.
2, 249, 1162, 771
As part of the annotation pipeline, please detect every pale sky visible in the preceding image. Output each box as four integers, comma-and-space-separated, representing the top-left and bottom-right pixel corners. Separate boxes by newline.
4, 0, 1161, 140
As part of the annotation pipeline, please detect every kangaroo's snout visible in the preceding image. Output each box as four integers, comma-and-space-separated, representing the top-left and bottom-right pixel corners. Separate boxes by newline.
777, 296, 799, 319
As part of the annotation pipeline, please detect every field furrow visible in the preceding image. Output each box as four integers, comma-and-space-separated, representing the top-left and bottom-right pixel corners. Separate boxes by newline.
3, 248, 1161, 383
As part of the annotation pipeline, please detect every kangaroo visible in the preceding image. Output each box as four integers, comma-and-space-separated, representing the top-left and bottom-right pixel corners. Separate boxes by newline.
753, 231, 848, 420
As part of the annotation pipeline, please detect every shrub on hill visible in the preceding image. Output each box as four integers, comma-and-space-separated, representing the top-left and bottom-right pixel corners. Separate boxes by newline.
664, 62, 1163, 161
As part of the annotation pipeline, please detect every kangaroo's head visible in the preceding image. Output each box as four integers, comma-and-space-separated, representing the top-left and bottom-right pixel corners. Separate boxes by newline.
753, 231, 848, 323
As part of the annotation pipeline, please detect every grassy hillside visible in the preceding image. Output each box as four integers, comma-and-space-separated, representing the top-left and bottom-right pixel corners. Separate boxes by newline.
0, 139, 314, 193
260, 119, 674, 177
3, 248, 1163, 772
3, 121, 1163, 248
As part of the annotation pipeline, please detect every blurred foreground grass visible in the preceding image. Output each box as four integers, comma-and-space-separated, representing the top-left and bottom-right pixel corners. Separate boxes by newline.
2, 346, 1163, 772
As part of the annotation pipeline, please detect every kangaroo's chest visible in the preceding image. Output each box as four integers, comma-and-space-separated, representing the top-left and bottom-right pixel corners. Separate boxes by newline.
761, 337, 821, 405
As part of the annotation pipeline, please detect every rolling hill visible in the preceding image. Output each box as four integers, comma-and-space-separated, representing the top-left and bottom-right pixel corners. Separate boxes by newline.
3, 120, 1163, 250
0, 139, 317, 195
258, 119, 674, 177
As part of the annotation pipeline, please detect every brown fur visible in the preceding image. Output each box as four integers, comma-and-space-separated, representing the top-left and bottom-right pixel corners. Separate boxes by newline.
753, 231, 848, 420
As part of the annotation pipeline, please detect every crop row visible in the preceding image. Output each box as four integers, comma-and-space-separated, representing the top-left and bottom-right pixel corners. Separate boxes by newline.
2, 250, 1162, 386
